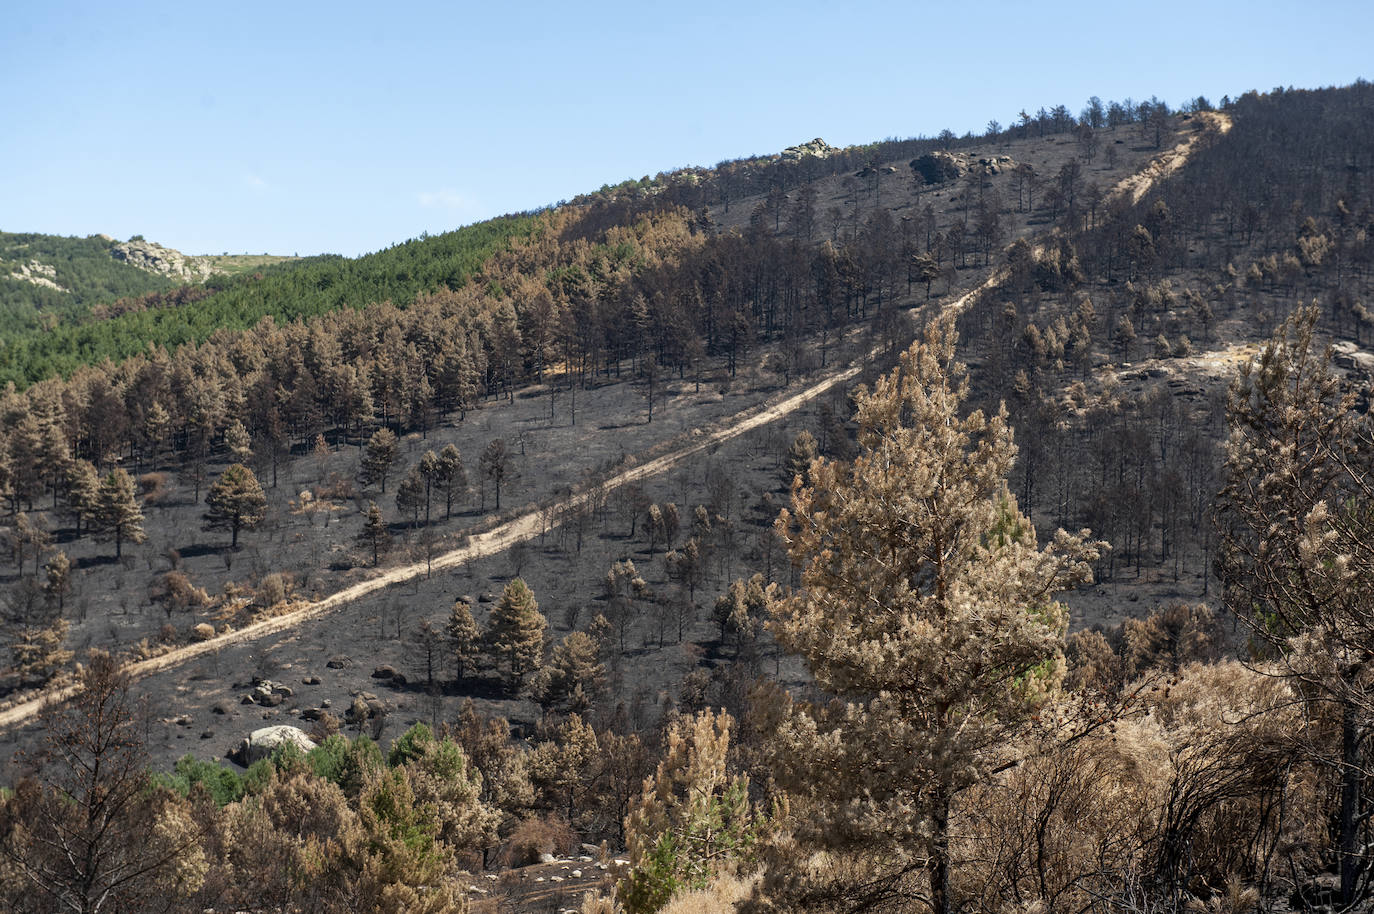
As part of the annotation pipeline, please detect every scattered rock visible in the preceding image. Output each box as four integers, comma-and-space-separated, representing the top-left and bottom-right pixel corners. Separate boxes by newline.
302, 675, 321, 685
539, 853, 557, 865
479, 593, 496, 603
326, 656, 351, 669
247, 680, 296, 707
976, 155, 1016, 174
300, 708, 324, 722
1332, 341, 1374, 375
212, 701, 233, 715
229, 725, 317, 766
571, 870, 582, 878
201, 730, 214, 739
371, 666, 398, 680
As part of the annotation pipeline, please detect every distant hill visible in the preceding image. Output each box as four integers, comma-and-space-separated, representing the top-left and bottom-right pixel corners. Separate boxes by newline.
0, 232, 307, 349
0, 217, 537, 387
0, 232, 177, 337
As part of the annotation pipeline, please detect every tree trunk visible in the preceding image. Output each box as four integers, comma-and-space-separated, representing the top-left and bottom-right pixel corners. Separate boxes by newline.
1340, 697, 1363, 906
930, 788, 952, 914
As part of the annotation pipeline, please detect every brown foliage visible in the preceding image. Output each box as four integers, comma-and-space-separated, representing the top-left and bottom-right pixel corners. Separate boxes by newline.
501, 814, 579, 867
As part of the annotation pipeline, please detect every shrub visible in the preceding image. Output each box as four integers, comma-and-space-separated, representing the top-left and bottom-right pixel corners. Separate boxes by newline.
159, 754, 246, 806
137, 472, 168, 503
257, 572, 292, 607
502, 814, 578, 867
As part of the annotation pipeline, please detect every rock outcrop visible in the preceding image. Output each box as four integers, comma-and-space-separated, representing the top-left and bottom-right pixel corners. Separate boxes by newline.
110, 239, 216, 282
911, 151, 965, 184
242, 678, 294, 707
229, 725, 317, 766
7, 259, 67, 292
781, 138, 837, 161
910, 152, 1018, 184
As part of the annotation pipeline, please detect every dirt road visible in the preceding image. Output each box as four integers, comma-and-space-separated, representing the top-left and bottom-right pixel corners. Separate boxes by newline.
1111, 111, 1231, 207
0, 113, 1230, 733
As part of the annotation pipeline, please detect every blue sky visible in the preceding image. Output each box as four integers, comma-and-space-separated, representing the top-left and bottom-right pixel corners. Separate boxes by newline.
2, 1, 1369, 257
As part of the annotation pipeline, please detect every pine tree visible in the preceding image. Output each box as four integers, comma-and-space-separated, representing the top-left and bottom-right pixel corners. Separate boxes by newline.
758, 317, 1101, 913
646, 504, 665, 553
204, 463, 268, 548
92, 468, 145, 559
64, 459, 100, 536
417, 449, 441, 526
532, 631, 606, 714
360, 428, 398, 493
11, 618, 73, 685
224, 419, 254, 464
479, 438, 509, 511
358, 501, 390, 566
395, 467, 424, 529
665, 537, 705, 608
0, 652, 204, 909
1215, 304, 1374, 906
445, 600, 481, 681
485, 578, 546, 692
619, 710, 759, 914
783, 429, 819, 489
43, 551, 71, 612
391, 724, 501, 858
142, 401, 171, 465
435, 444, 467, 519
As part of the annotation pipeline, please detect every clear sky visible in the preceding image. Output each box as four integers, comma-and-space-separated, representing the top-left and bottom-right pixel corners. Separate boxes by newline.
2, 1, 1369, 257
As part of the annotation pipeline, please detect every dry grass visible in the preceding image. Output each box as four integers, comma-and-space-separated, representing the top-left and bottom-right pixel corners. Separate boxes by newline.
659, 873, 757, 913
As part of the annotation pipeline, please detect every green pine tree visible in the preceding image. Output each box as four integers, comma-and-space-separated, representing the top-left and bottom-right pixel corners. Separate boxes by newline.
484, 578, 546, 692
204, 463, 268, 548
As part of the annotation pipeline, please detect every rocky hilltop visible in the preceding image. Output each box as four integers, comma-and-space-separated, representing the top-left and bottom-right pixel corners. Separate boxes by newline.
780, 137, 837, 161
110, 237, 216, 282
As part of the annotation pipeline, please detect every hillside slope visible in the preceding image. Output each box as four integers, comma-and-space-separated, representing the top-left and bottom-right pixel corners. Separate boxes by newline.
0, 231, 176, 336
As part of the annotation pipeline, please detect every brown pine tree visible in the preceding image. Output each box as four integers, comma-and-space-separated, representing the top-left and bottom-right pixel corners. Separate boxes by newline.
92, 469, 145, 559
204, 463, 268, 548
1215, 304, 1374, 906
757, 317, 1101, 913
